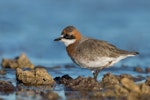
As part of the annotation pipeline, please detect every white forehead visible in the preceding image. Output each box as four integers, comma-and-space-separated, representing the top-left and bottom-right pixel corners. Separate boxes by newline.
60, 35, 63, 37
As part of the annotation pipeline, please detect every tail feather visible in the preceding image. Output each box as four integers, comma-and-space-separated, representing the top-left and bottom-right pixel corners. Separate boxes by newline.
119, 49, 139, 56
127, 51, 139, 57
131, 51, 139, 55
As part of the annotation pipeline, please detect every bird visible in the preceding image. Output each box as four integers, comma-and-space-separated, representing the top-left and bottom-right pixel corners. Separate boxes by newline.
54, 25, 139, 80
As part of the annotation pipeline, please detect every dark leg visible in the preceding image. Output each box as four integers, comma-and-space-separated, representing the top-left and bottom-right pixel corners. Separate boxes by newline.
92, 69, 101, 81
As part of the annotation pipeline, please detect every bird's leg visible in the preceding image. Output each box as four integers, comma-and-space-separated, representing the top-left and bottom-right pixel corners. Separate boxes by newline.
91, 69, 101, 81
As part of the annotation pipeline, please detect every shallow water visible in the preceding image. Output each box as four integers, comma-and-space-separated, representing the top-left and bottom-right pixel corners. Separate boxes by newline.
0, 0, 150, 100
1, 66, 150, 100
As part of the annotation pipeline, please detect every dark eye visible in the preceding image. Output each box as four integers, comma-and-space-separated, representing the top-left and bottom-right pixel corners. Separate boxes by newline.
64, 34, 69, 38
63, 34, 75, 39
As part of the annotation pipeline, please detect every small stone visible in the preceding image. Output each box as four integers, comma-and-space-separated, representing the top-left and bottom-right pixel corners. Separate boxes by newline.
55, 74, 73, 85
134, 66, 144, 73
64, 64, 76, 68
16, 67, 55, 85
0, 69, 6, 75
145, 77, 150, 86
121, 78, 140, 93
0, 80, 15, 93
145, 67, 150, 73
1, 53, 34, 69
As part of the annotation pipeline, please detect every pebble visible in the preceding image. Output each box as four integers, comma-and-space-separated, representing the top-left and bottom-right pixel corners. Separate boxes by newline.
134, 66, 144, 73
0, 69, 6, 75
145, 67, 150, 73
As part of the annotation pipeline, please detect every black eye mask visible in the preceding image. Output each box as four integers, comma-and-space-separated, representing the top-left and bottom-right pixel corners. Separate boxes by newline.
63, 34, 75, 40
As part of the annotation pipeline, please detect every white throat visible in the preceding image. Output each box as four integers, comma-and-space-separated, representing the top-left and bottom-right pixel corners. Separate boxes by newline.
61, 38, 76, 46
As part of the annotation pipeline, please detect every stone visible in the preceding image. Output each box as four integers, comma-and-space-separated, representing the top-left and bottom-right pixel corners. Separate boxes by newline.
114, 84, 129, 96
54, 74, 73, 84
145, 77, 150, 86
120, 74, 144, 82
121, 78, 140, 93
145, 67, 150, 73
16, 67, 55, 85
0, 80, 15, 93
0, 69, 6, 75
101, 73, 119, 88
54, 73, 150, 100
134, 66, 144, 73
56, 75, 101, 91
120, 74, 134, 80
1, 53, 34, 69
140, 84, 150, 94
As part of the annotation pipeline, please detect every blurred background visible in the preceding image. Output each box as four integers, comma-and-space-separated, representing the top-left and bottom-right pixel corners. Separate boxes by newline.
0, 0, 150, 67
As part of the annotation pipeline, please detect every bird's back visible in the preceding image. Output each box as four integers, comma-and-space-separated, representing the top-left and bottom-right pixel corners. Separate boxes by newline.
76, 37, 136, 58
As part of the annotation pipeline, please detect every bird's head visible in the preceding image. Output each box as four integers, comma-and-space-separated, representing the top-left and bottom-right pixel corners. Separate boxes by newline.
54, 26, 82, 46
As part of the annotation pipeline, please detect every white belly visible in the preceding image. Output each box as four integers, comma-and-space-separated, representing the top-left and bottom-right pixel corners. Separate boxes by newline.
74, 56, 129, 69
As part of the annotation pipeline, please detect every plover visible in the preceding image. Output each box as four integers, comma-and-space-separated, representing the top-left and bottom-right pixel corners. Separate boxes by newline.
54, 26, 139, 80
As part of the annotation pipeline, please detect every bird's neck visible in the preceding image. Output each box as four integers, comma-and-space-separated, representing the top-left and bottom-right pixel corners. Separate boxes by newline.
66, 40, 79, 58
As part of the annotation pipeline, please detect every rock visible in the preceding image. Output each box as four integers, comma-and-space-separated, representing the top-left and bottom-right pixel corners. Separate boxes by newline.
100, 73, 119, 88
127, 92, 139, 100
120, 74, 144, 82
1, 53, 34, 69
55, 73, 150, 100
121, 78, 140, 93
140, 84, 150, 94
71, 76, 101, 91
145, 77, 150, 86
145, 67, 150, 73
127, 90, 150, 100
54, 74, 73, 84
16, 67, 55, 85
64, 64, 76, 69
120, 74, 134, 80
134, 66, 144, 73
0, 80, 15, 93
114, 84, 129, 96
56, 75, 101, 91
0, 69, 6, 75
